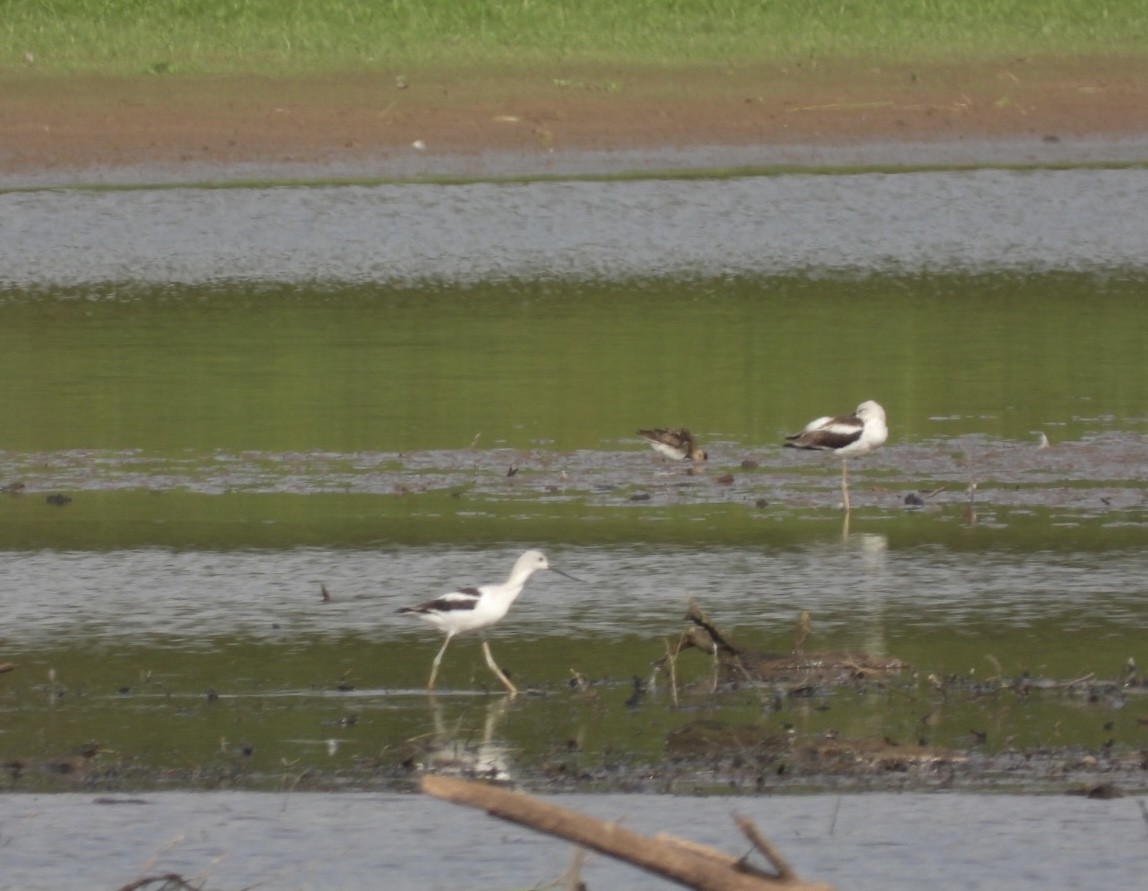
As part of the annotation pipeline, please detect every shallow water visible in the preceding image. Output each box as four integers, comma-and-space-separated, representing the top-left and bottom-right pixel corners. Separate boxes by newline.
3, 168, 1148, 286
2, 536, 1147, 654
2, 527, 1145, 790
2, 159, 1148, 891
4, 791, 1147, 891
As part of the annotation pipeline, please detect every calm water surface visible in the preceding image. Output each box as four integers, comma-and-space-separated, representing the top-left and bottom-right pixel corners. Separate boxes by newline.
3, 169, 1148, 285
2, 162, 1147, 884
3, 791, 1146, 891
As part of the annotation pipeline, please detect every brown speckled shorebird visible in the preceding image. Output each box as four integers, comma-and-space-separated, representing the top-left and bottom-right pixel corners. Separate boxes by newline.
637, 428, 708, 467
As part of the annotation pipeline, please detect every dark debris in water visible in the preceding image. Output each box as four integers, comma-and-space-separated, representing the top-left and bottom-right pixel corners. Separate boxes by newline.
656, 599, 908, 688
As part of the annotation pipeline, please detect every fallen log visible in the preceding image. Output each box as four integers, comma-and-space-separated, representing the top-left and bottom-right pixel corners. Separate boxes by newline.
657, 600, 906, 685
421, 773, 833, 890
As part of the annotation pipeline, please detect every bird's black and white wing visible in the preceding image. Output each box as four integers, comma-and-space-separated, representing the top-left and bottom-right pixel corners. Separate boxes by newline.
400, 587, 482, 616
785, 415, 863, 451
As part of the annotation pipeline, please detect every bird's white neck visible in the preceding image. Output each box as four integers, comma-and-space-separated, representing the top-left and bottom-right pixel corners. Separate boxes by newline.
505, 565, 542, 593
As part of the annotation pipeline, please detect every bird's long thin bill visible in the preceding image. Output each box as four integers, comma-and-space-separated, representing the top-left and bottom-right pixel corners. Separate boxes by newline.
551, 568, 584, 583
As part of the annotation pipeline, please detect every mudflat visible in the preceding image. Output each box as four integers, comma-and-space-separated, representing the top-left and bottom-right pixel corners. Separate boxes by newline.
1, 56, 1145, 176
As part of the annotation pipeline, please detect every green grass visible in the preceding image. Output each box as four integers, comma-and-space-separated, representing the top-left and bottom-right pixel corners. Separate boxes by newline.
2, 0, 1145, 76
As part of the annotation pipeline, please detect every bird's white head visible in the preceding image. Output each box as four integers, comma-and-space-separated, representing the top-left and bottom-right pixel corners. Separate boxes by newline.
511, 549, 582, 584
853, 400, 889, 451
516, 549, 551, 574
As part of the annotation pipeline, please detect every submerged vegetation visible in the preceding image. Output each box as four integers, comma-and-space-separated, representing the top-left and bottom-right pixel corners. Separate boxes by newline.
2, 0, 1145, 75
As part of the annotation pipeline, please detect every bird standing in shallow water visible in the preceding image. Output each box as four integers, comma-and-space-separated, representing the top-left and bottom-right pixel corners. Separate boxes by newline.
398, 550, 579, 696
637, 428, 708, 467
784, 400, 888, 511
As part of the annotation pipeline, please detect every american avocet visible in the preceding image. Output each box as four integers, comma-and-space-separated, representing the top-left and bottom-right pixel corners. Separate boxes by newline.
398, 550, 579, 696
637, 428, 708, 466
784, 400, 888, 511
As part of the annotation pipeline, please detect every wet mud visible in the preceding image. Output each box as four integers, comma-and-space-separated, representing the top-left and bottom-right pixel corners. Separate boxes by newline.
4, 428, 1147, 513
4, 59, 1148, 189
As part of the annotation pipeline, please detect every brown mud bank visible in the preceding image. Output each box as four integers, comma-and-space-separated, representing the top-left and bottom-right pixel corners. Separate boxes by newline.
2, 56, 1147, 179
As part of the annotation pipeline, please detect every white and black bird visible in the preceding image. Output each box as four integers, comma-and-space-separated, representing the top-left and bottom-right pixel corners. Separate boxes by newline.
784, 400, 888, 511
637, 428, 708, 466
398, 550, 579, 696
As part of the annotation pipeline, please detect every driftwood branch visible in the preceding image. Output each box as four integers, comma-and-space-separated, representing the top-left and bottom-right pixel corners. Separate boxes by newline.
735, 814, 797, 881
116, 875, 199, 891
673, 599, 757, 684
685, 598, 741, 657
657, 601, 904, 687
421, 774, 832, 891
663, 636, 680, 708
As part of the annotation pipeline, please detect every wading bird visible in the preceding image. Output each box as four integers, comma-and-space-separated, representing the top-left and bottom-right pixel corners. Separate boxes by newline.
784, 400, 888, 511
398, 550, 579, 696
637, 428, 708, 467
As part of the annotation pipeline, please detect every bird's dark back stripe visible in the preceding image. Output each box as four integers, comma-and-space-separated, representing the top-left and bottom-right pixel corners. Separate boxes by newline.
785, 429, 862, 451
427, 600, 478, 613
411, 589, 481, 614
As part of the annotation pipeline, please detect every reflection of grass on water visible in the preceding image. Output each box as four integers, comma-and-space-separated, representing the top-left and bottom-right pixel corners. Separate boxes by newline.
4, 634, 1145, 794
5, 0, 1144, 75
4, 600, 1146, 796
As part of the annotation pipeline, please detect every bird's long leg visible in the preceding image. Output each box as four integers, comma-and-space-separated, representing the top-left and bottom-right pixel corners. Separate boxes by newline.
481, 639, 518, 697
841, 459, 851, 513
427, 632, 455, 691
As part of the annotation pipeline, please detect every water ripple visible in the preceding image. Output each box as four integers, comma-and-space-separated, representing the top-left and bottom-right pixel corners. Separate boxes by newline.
2, 542, 1144, 647
4, 168, 1147, 286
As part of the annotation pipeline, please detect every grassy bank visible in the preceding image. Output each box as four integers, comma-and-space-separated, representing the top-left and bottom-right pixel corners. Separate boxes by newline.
3, 0, 1145, 76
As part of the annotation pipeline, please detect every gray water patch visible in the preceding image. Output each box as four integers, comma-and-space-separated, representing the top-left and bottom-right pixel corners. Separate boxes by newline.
2, 541, 1145, 646
2, 791, 1145, 890
3, 167, 1148, 286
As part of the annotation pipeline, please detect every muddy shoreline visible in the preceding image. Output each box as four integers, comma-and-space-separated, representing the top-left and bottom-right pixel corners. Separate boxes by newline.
2, 57, 1147, 184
